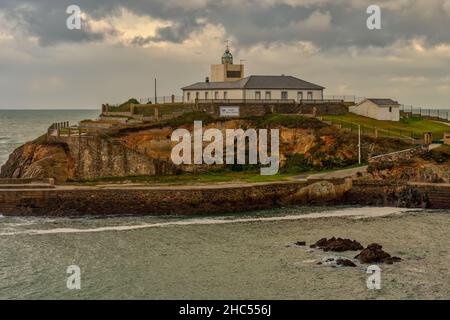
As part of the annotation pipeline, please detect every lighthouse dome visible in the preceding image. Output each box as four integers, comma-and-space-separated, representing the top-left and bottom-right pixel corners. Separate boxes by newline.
221, 48, 233, 64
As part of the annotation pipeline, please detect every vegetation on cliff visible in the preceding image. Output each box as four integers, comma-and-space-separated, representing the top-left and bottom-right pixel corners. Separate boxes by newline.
0, 111, 416, 183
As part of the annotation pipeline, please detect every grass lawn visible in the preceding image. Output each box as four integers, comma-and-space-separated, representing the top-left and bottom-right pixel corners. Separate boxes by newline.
323, 113, 449, 139
68, 171, 297, 186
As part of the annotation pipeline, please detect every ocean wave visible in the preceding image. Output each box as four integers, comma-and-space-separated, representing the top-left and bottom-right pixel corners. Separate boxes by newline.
0, 207, 417, 236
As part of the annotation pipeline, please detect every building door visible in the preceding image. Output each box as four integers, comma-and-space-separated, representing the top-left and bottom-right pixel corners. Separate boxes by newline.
281, 91, 288, 100
297, 92, 303, 102
255, 91, 261, 100
265, 91, 271, 100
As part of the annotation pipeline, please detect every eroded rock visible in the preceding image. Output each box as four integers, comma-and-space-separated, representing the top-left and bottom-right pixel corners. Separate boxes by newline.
355, 243, 402, 264
310, 237, 364, 252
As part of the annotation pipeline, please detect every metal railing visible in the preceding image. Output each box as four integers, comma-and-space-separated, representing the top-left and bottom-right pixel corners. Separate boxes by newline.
319, 117, 418, 142
400, 105, 450, 122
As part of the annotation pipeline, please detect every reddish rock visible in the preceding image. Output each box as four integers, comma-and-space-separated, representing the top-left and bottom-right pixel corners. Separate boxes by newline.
310, 237, 364, 252
355, 243, 402, 264
336, 259, 357, 267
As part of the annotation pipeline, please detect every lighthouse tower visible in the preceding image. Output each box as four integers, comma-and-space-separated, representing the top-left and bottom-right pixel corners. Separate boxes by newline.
210, 45, 245, 82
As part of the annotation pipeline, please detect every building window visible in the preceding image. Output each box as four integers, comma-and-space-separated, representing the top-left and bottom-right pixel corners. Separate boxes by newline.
307, 92, 313, 100
187, 92, 191, 102
255, 91, 261, 100
227, 71, 242, 78
281, 91, 288, 100
389, 107, 393, 112
223, 91, 228, 99
205, 92, 209, 100
215, 92, 219, 100
265, 91, 271, 100
297, 92, 303, 102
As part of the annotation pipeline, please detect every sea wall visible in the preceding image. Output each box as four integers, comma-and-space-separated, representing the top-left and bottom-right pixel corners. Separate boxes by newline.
344, 180, 450, 209
0, 180, 357, 217
0, 181, 303, 216
0, 179, 449, 217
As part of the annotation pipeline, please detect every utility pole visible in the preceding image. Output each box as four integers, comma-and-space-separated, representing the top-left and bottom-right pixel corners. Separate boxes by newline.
358, 124, 362, 165
154, 78, 157, 104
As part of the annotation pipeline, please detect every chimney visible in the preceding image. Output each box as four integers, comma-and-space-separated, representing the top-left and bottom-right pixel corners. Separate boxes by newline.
205, 77, 210, 83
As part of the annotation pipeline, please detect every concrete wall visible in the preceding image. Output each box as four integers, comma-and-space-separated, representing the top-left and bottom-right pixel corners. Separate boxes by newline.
350, 100, 400, 121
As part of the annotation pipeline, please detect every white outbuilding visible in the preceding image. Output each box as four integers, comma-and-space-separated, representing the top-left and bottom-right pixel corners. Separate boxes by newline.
349, 98, 400, 121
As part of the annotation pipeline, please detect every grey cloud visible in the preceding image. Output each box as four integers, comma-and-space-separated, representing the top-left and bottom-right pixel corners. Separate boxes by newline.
1, 0, 450, 49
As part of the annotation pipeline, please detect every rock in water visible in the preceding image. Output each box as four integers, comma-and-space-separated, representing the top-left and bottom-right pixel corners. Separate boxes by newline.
317, 256, 357, 267
336, 259, 357, 267
355, 243, 402, 264
310, 237, 364, 252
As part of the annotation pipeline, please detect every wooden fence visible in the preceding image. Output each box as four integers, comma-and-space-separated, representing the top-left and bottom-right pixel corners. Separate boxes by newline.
319, 117, 418, 142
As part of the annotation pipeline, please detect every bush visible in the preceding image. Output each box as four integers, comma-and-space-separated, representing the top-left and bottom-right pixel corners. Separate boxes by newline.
248, 114, 326, 129
422, 145, 450, 163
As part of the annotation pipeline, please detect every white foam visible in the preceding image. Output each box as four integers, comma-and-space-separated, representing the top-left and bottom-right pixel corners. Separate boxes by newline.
0, 207, 417, 236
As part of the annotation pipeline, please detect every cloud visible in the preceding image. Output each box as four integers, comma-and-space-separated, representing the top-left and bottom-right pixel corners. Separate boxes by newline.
1, 0, 450, 108
0, 0, 449, 49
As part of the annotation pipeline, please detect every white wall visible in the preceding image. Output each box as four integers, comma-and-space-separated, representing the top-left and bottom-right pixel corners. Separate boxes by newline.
350, 100, 400, 121
244, 89, 322, 100
183, 89, 244, 103
183, 89, 323, 102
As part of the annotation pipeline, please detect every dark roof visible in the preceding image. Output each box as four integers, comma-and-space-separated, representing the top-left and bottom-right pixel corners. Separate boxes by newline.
366, 98, 400, 106
182, 75, 324, 90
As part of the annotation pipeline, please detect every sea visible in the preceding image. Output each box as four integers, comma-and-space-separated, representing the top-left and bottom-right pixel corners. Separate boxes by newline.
0, 109, 100, 167
0, 109, 449, 300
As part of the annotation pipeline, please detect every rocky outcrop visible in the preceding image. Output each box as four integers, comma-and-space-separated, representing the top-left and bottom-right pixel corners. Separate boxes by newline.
310, 237, 364, 252
0, 116, 411, 183
281, 179, 353, 205
364, 146, 450, 184
355, 243, 402, 264
0, 139, 74, 183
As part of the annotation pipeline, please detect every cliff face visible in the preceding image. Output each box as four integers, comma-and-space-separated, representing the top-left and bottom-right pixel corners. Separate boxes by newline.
363, 147, 450, 184
0, 139, 74, 183
0, 118, 406, 182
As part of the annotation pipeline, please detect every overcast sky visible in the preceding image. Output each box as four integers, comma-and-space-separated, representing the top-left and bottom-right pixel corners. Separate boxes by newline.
1, 0, 450, 109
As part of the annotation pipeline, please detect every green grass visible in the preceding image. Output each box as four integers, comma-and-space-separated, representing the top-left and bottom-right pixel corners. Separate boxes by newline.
323, 113, 449, 139
246, 114, 326, 129
68, 171, 296, 186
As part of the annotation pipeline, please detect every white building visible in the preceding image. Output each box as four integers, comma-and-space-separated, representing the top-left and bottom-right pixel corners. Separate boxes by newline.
182, 47, 324, 103
349, 98, 400, 121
